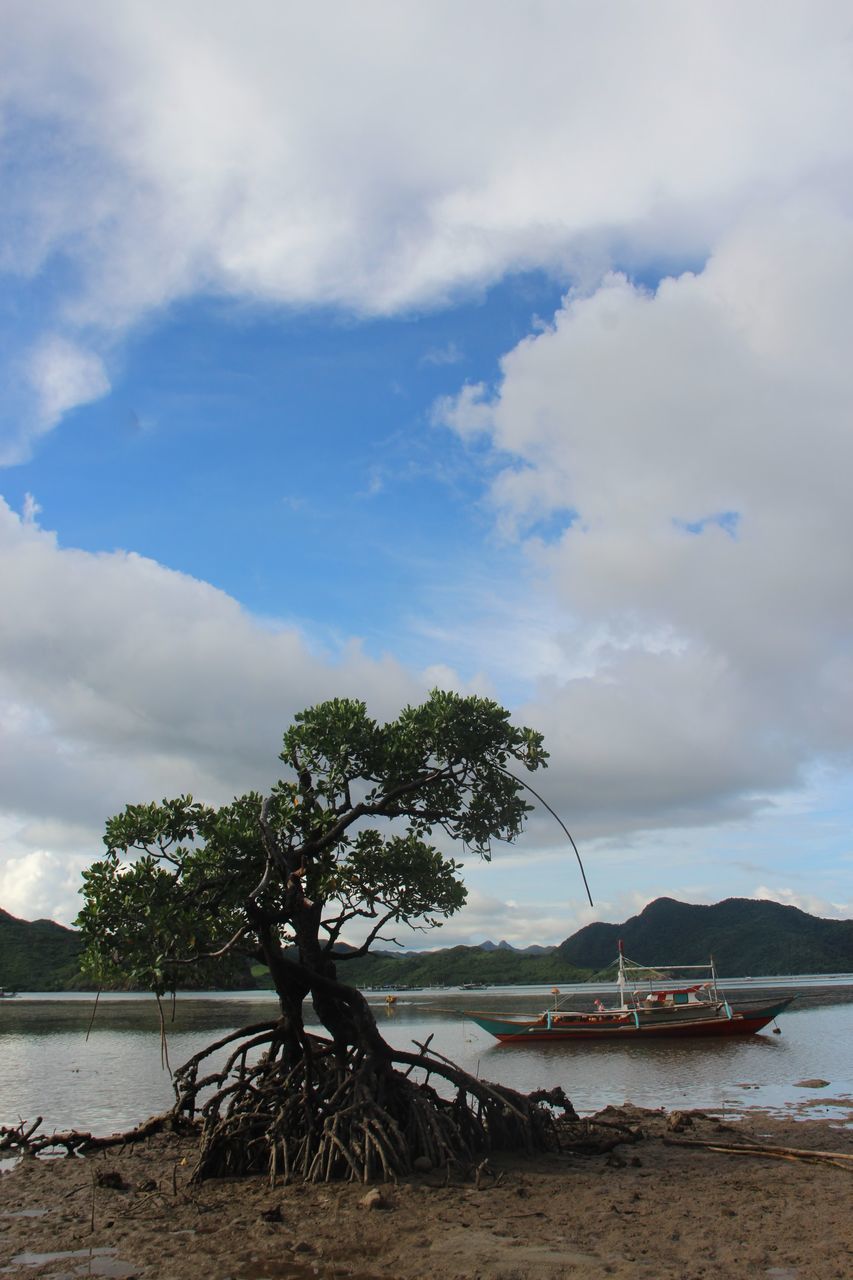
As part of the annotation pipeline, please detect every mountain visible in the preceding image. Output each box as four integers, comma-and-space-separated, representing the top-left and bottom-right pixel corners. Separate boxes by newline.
478, 940, 555, 955
330, 943, 587, 988
556, 897, 853, 977
6, 896, 852, 991
0, 908, 257, 991
0, 908, 84, 991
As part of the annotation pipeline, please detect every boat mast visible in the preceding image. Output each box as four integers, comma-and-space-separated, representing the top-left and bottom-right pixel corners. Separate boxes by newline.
617, 938, 626, 1009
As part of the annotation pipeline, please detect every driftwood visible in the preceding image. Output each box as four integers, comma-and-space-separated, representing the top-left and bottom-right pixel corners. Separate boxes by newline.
0, 1110, 193, 1158
664, 1136, 853, 1172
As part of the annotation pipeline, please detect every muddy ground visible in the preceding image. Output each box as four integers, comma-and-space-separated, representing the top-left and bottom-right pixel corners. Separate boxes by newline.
2, 1106, 852, 1280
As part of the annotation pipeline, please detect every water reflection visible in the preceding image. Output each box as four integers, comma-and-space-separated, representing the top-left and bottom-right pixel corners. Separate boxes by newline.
8, 1248, 137, 1278
0, 995, 279, 1135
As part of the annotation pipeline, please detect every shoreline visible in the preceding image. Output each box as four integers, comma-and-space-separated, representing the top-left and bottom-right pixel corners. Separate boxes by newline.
2, 1105, 852, 1279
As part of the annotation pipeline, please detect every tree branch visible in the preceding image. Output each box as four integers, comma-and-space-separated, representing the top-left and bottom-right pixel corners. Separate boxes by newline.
167, 924, 250, 965
330, 908, 399, 960
496, 765, 594, 907
299, 766, 448, 860
259, 795, 293, 877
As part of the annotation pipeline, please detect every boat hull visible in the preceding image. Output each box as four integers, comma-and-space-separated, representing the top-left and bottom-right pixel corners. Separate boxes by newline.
469, 998, 794, 1043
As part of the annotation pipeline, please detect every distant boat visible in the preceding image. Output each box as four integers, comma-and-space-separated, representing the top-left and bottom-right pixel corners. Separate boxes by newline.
467, 943, 794, 1043
0, 988, 18, 999
460, 981, 488, 990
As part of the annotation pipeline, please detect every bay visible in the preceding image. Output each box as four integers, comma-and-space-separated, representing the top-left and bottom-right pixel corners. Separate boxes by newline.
2, 977, 852, 1141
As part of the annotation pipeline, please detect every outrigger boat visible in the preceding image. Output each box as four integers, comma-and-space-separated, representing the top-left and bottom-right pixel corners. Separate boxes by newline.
468, 944, 794, 1043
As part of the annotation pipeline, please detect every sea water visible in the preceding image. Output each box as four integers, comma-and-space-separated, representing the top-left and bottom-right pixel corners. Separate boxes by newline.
1, 979, 852, 1140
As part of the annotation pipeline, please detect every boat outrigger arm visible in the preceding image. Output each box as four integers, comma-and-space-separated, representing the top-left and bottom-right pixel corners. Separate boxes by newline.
613, 940, 733, 1018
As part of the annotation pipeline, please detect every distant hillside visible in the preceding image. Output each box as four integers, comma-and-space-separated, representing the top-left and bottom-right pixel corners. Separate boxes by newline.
557, 897, 853, 977
0, 908, 85, 991
7, 895, 852, 991
479, 940, 555, 956
0, 908, 256, 992
330, 944, 586, 988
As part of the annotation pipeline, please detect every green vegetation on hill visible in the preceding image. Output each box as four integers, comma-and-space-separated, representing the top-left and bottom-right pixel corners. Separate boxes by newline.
0, 908, 85, 990
253, 945, 590, 990
0, 908, 256, 991
558, 896, 853, 977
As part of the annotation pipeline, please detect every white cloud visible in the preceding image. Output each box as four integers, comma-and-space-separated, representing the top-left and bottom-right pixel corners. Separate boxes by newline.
21, 493, 41, 525
1, 338, 111, 465
438, 204, 853, 840
2, 3, 853, 455
1, 484, 850, 928
0, 497, 441, 920
752, 887, 851, 920
420, 342, 464, 368
382, 887, 586, 952
27, 337, 110, 430
0, 847, 90, 924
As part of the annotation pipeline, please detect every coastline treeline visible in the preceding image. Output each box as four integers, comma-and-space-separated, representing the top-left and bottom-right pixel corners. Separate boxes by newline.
4, 895, 853, 992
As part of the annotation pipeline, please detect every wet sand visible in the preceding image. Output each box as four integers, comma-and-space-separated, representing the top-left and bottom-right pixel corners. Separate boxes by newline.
2, 1106, 852, 1279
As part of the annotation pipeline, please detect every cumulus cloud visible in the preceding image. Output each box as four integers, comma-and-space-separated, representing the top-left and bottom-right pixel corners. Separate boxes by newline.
438, 204, 853, 838
2, 3, 853, 455
0, 847, 91, 924
0, 498, 437, 920
0, 480, 847, 927
3, 4, 853, 927
753, 886, 851, 920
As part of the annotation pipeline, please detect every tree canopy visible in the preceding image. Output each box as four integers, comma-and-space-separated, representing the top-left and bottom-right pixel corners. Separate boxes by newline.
72, 691, 575, 1183
77, 690, 547, 1012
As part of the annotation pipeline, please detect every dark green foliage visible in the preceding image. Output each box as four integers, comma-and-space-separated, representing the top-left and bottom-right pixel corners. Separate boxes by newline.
0, 909, 84, 991
75, 691, 547, 1004
558, 896, 853, 976
0, 907, 256, 992
311, 945, 589, 988
68, 692, 560, 1183
77, 796, 264, 993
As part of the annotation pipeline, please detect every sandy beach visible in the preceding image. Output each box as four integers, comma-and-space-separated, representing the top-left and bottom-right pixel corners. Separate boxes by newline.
2, 1104, 852, 1280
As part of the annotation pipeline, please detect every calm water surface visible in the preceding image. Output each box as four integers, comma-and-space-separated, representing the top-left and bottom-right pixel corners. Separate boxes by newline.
2, 979, 852, 1138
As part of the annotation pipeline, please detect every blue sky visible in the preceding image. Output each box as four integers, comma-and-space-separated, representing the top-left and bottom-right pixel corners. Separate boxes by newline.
2, 273, 563, 658
2, 2, 853, 945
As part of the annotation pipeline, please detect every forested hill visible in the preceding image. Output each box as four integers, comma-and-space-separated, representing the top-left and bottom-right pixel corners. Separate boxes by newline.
556, 897, 853, 977
0, 908, 84, 990
0, 908, 255, 991
333, 944, 588, 989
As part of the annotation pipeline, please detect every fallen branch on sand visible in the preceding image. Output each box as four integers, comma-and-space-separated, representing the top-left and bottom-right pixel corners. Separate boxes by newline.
0, 1111, 194, 1158
664, 1136, 853, 1172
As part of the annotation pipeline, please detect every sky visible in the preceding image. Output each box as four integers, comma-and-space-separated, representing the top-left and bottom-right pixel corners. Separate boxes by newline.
2, 1, 853, 948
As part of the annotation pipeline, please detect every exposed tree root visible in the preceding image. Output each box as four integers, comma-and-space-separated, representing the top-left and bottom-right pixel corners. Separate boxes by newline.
1, 1020, 640, 1180
171, 1021, 578, 1183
